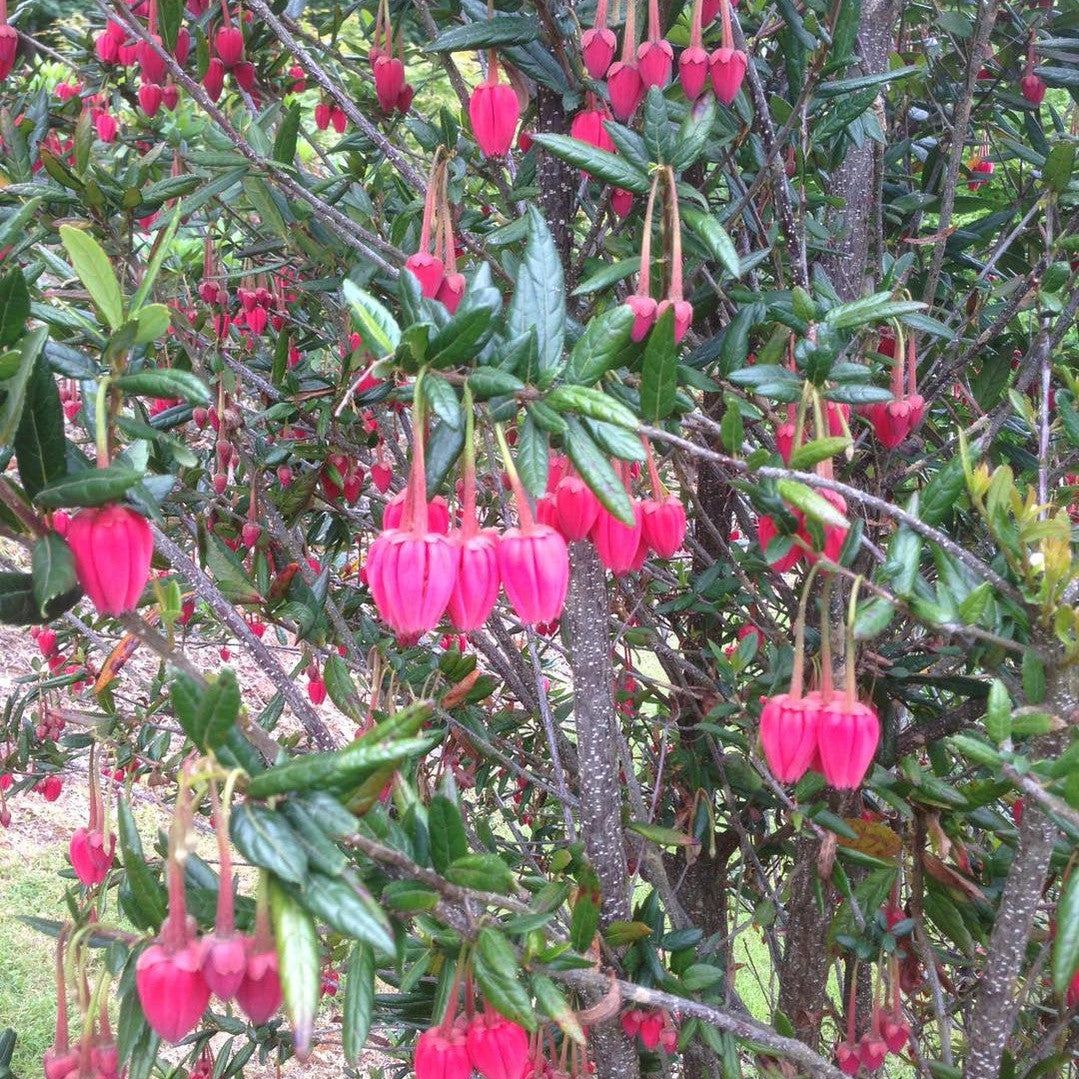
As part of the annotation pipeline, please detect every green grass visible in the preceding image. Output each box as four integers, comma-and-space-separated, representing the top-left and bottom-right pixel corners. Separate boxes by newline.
0, 843, 68, 1076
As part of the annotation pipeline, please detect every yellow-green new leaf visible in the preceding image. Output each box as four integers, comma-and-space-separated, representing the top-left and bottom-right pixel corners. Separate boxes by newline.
59, 225, 124, 330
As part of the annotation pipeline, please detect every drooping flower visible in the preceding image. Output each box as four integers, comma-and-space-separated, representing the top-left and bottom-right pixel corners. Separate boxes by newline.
67, 505, 154, 616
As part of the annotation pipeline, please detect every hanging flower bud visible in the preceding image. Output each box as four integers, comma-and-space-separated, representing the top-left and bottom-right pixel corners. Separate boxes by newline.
641, 497, 686, 558
611, 187, 634, 218
203, 57, 225, 100
69, 755, 115, 886
415, 1023, 472, 1079
374, 55, 406, 111
384, 490, 450, 533
95, 110, 119, 142
797, 488, 848, 564
581, 0, 616, 79
553, 474, 601, 541
448, 418, 501, 632
367, 388, 458, 639
835, 1042, 860, 1076
138, 81, 165, 117
709, 47, 747, 105
67, 505, 154, 616
136, 37, 168, 84
710, 1, 747, 105
591, 484, 644, 576
470, 55, 520, 157
1020, 65, 1046, 105
235, 903, 282, 1025
680, 0, 709, 99
756, 510, 803, 573
466, 1011, 530, 1079
759, 693, 821, 783
570, 97, 616, 160
817, 698, 879, 789
496, 431, 569, 625
626, 294, 658, 342
136, 774, 211, 1042
607, 0, 644, 120
406, 252, 446, 298
215, 24, 244, 68
637, 0, 672, 89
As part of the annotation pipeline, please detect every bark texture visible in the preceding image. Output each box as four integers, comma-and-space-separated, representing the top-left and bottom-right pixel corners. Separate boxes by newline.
963, 656, 1077, 1077
818, 0, 898, 300
563, 544, 639, 1079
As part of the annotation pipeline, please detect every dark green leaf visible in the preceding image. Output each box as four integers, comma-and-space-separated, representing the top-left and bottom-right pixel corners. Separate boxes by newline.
566, 304, 636, 384
343, 942, 375, 1065
59, 226, 124, 330
117, 799, 167, 929
34, 465, 144, 510
445, 853, 517, 894
0, 269, 29, 348
1052, 868, 1079, 995
0, 570, 81, 625
570, 891, 600, 951
31, 533, 77, 620
292, 872, 395, 956
274, 102, 302, 164
14, 348, 67, 500
546, 384, 637, 430
158, 0, 183, 51
231, 802, 308, 884
563, 417, 635, 525
428, 795, 470, 874
113, 368, 211, 406
532, 974, 585, 1043
0, 326, 48, 451
516, 413, 549, 498
529, 134, 650, 195
323, 653, 365, 722
640, 308, 678, 422
269, 878, 320, 1059
507, 207, 565, 378
430, 14, 539, 51
473, 927, 537, 1029
683, 208, 741, 278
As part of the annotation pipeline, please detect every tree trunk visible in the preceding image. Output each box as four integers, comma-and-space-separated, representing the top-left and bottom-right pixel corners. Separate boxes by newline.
563, 543, 640, 1079
963, 654, 1076, 1077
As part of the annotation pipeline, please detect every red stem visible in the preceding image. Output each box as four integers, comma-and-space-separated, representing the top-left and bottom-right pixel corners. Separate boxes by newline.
636, 172, 662, 296
646, 0, 661, 42
620, 0, 637, 62
87, 745, 100, 832
665, 168, 683, 300
720, 0, 734, 50
219, 0, 232, 28
407, 383, 430, 534
210, 783, 235, 934
642, 437, 664, 499
906, 334, 918, 398
148, 0, 158, 36
54, 930, 69, 1052
418, 159, 443, 253
594, 0, 609, 30
689, 0, 703, 49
